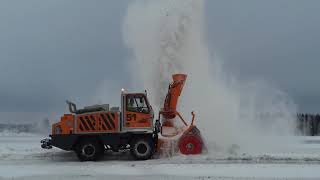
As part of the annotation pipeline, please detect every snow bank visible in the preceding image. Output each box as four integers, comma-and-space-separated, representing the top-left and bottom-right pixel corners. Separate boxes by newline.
1, 135, 320, 179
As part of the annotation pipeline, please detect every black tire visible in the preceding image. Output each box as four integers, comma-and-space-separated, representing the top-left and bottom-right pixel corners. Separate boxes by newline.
130, 137, 154, 160
75, 139, 104, 161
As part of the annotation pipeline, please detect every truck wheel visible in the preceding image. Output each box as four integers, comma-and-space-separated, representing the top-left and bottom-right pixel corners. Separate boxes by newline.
130, 138, 154, 160
75, 139, 104, 161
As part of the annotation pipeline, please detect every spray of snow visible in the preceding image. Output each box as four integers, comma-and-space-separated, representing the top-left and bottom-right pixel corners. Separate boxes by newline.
123, 0, 297, 155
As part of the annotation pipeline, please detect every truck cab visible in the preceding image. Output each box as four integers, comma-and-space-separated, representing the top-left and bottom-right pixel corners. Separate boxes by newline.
121, 92, 154, 132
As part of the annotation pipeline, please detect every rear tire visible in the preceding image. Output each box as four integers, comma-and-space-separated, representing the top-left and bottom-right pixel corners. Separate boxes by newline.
75, 139, 104, 161
130, 138, 154, 160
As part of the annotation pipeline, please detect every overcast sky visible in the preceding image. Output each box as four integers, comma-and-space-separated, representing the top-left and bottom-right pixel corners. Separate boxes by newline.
0, 0, 319, 122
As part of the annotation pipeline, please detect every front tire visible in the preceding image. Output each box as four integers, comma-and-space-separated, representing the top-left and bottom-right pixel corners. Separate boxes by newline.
130, 138, 154, 160
75, 139, 104, 161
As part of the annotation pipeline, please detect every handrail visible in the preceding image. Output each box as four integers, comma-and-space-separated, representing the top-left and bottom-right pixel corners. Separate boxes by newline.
66, 100, 77, 113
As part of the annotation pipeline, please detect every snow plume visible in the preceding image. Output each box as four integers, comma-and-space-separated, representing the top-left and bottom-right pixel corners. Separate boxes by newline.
123, 0, 297, 155
123, 0, 200, 109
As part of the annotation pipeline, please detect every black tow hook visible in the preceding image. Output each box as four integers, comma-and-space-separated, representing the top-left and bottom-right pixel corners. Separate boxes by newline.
41, 138, 52, 149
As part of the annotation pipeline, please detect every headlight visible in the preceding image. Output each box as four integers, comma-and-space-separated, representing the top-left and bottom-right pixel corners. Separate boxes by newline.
54, 126, 62, 134
66, 120, 72, 127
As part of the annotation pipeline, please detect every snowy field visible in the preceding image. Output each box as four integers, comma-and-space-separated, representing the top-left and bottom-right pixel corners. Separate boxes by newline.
1, 133, 320, 180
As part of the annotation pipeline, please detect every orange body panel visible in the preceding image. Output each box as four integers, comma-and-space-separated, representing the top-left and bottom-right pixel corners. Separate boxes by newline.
76, 112, 119, 133
124, 111, 152, 128
52, 114, 74, 135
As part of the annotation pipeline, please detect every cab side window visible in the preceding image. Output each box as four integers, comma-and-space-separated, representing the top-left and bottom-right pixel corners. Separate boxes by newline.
126, 95, 149, 113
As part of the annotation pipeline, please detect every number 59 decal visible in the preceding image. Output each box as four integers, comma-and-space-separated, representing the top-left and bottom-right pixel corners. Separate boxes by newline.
126, 114, 136, 122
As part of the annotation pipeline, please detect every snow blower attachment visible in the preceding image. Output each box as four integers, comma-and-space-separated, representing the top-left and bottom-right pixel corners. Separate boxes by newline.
157, 74, 203, 155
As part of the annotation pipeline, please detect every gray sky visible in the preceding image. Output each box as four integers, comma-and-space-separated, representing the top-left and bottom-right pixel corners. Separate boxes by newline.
0, 0, 319, 122
206, 0, 320, 113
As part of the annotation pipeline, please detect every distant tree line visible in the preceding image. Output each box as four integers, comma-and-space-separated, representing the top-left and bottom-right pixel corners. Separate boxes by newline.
0, 123, 33, 133
0, 118, 50, 134
297, 113, 320, 136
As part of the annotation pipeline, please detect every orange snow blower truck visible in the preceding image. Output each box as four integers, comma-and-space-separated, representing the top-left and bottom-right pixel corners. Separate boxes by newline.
41, 74, 203, 161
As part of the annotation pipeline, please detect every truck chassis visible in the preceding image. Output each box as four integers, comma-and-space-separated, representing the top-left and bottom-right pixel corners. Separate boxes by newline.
42, 131, 158, 161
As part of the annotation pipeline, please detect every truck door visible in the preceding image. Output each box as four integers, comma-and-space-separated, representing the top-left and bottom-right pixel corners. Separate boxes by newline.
123, 94, 152, 129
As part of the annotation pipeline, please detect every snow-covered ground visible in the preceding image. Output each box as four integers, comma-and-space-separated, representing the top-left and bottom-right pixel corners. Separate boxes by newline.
1, 133, 320, 180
